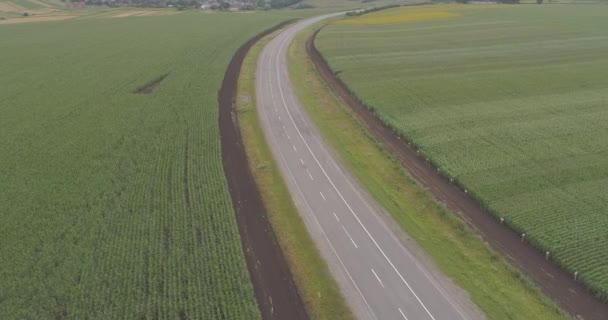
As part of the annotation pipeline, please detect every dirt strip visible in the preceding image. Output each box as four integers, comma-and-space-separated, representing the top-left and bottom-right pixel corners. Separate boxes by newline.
307, 29, 608, 320
219, 21, 308, 320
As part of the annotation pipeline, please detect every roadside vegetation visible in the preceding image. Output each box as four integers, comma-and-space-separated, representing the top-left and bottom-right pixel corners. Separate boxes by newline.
0, 11, 297, 319
236, 32, 354, 320
316, 4, 608, 300
288, 22, 567, 319
296, 0, 424, 10
345, 4, 400, 16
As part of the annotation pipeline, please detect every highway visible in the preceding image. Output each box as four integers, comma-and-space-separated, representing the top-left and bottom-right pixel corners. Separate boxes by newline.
255, 14, 483, 320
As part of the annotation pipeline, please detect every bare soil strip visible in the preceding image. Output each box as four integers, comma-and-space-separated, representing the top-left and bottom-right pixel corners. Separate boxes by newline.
137, 11, 178, 16
219, 21, 308, 320
112, 11, 146, 18
0, 2, 24, 12
0, 15, 76, 24
307, 29, 608, 320
112, 10, 178, 18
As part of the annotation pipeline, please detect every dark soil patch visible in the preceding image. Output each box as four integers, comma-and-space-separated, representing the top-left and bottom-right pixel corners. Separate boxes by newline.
307, 28, 608, 320
219, 20, 308, 320
54, 307, 67, 320
183, 135, 190, 209
135, 73, 169, 95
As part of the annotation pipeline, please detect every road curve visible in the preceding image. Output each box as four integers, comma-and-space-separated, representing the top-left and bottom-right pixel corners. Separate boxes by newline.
255, 15, 483, 320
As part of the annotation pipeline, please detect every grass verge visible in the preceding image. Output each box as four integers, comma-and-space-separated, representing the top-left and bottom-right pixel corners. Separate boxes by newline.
288, 24, 568, 320
236, 32, 354, 320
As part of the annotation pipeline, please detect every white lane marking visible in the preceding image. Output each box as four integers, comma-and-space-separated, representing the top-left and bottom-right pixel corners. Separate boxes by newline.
310, 133, 470, 320
267, 36, 443, 314
300, 158, 305, 165
292, 145, 297, 152
342, 225, 358, 249
278, 115, 281, 120
287, 134, 291, 140
319, 191, 326, 200
399, 308, 410, 320
333, 212, 340, 222
307, 168, 314, 181
259, 65, 377, 320
371, 268, 384, 288
273, 32, 437, 320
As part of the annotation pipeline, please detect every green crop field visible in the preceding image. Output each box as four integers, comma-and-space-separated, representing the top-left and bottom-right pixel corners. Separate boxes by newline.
6, 0, 43, 9
316, 4, 608, 300
0, 12, 294, 319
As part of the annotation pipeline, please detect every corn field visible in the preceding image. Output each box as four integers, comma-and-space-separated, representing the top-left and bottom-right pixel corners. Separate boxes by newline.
0, 12, 290, 319
317, 4, 608, 300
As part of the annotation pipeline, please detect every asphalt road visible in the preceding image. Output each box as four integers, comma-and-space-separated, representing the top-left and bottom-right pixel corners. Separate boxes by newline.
256, 15, 483, 320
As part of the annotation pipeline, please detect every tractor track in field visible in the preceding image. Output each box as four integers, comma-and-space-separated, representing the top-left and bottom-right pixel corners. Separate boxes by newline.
219, 20, 308, 320
307, 28, 608, 320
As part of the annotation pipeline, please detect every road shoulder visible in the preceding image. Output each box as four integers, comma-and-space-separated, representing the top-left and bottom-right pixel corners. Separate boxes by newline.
237, 29, 354, 320
287, 22, 567, 320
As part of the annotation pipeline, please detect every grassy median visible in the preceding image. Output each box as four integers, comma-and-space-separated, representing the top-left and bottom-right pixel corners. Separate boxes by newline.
287, 24, 567, 320
236, 32, 354, 320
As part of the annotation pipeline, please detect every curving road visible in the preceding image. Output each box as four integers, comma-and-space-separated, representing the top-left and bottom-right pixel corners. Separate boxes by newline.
255, 15, 484, 320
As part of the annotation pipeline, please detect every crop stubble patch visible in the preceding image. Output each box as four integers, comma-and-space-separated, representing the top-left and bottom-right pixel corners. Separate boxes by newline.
0, 15, 78, 24
307, 28, 608, 320
0, 2, 23, 12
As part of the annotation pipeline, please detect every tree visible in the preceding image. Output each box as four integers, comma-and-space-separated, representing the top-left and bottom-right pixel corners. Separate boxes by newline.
537, 0, 543, 3
220, 1, 230, 10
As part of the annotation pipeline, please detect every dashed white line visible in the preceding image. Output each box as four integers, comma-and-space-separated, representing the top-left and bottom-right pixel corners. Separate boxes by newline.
316, 133, 469, 320
342, 225, 358, 248
333, 212, 340, 222
371, 268, 385, 288
274, 36, 438, 320
300, 158, 305, 165
307, 169, 314, 180
259, 58, 378, 319
319, 191, 326, 200
399, 308, 409, 320
292, 145, 297, 152
287, 134, 291, 140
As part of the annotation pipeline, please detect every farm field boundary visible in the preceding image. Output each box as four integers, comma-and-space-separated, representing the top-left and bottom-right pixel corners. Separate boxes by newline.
236, 29, 355, 320
307, 28, 608, 319
219, 20, 308, 320
289, 22, 564, 320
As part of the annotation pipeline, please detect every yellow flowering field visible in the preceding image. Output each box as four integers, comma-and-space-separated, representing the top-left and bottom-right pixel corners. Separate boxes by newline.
337, 4, 502, 25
